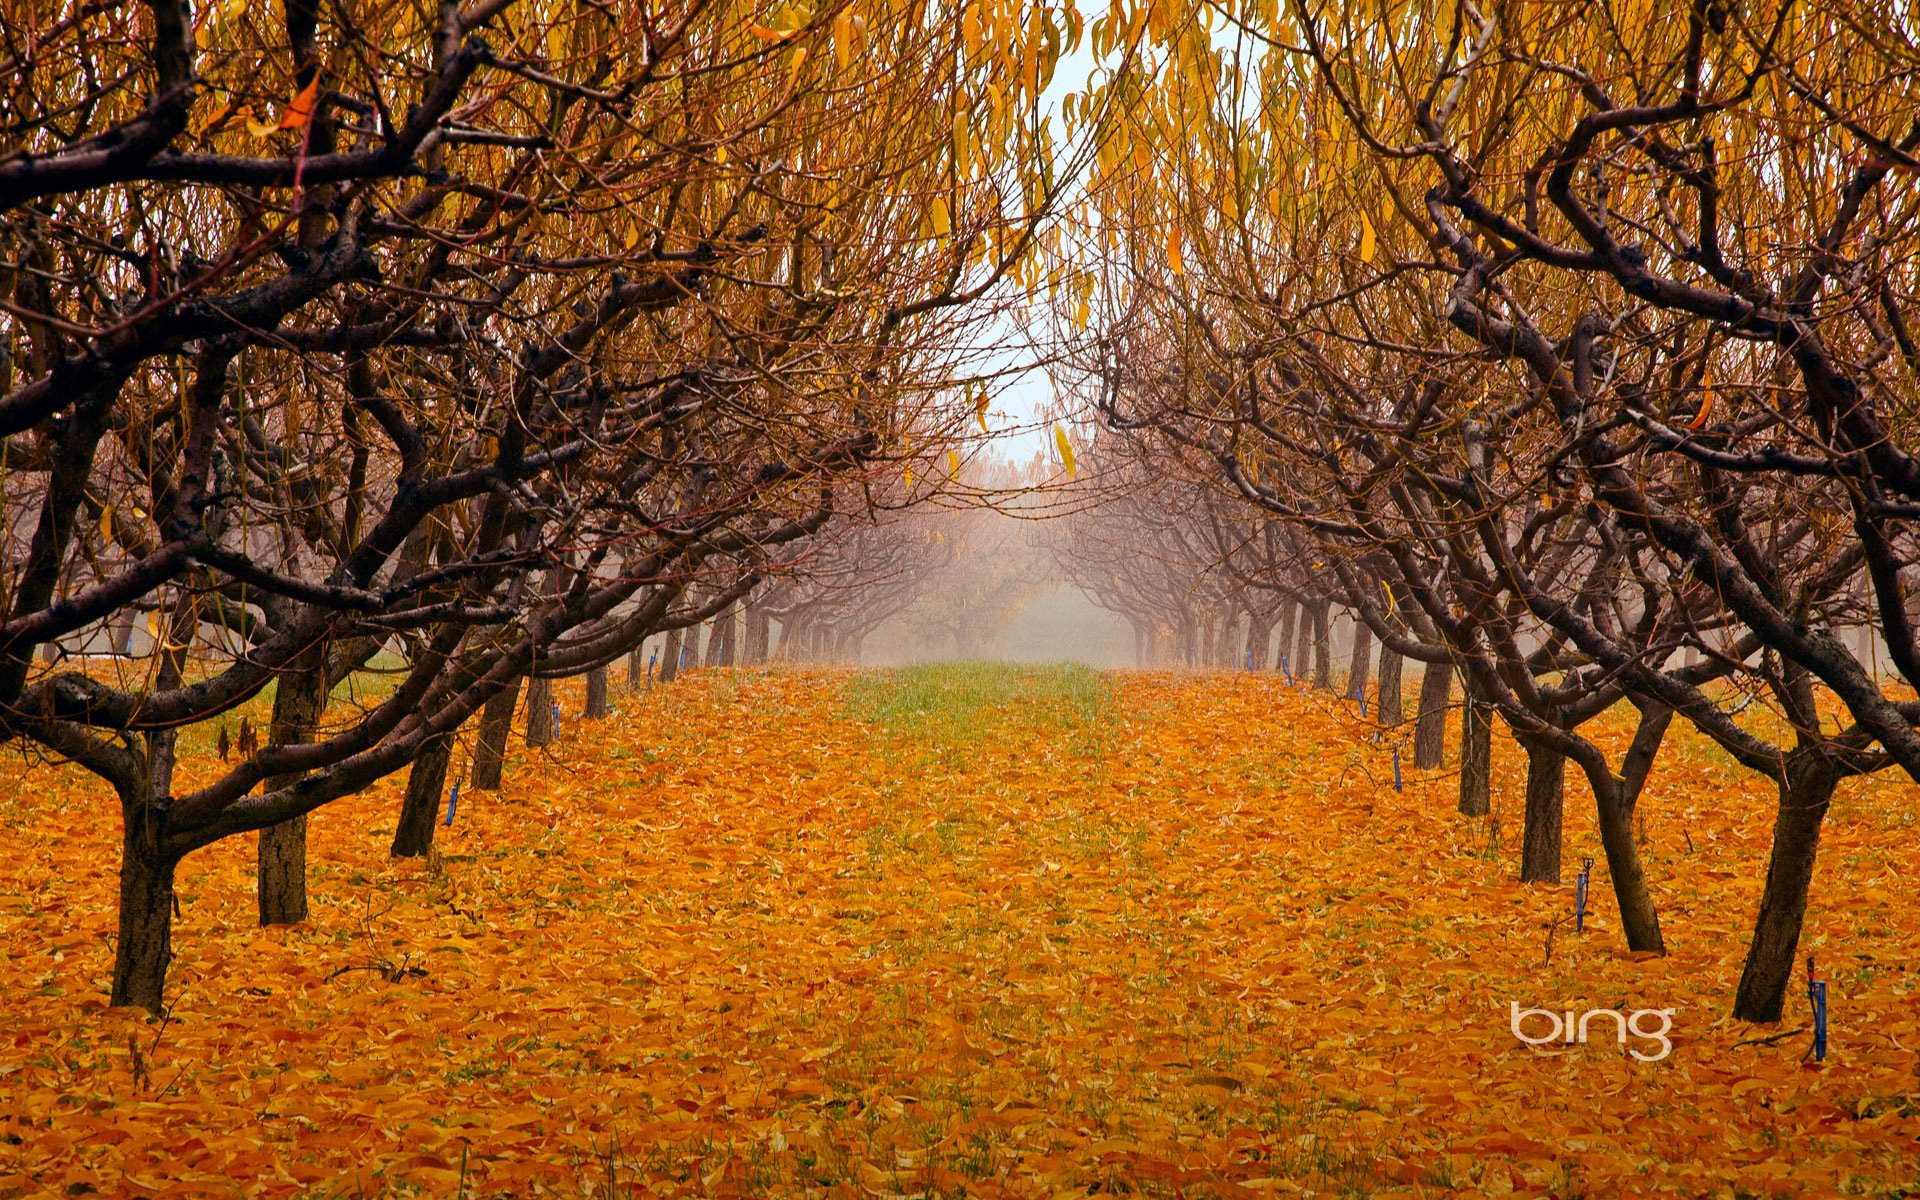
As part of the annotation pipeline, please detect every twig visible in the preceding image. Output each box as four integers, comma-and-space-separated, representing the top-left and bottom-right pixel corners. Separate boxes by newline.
1732, 1025, 1809, 1049
1542, 913, 1571, 966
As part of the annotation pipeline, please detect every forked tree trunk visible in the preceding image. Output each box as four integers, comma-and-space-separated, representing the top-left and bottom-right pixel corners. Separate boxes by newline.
1519, 737, 1565, 883
392, 731, 453, 857
1377, 648, 1404, 727
659, 629, 684, 682
470, 679, 520, 789
112, 732, 179, 1012
584, 665, 609, 718
525, 675, 555, 746
1348, 620, 1373, 705
258, 647, 328, 926
1310, 604, 1331, 689
1734, 755, 1841, 1021
1579, 705, 1672, 954
1414, 664, 1451, 769
1458, 679, 1492, 817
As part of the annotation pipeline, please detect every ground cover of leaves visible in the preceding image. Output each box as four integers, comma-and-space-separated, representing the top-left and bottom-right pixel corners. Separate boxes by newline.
2, 664, 1917, 1198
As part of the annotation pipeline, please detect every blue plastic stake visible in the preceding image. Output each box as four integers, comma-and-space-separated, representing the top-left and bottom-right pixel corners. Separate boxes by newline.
1392, 748, 1403, 792
647, 650, 657, 685
443, 783, 460, 827
1280, 655, 1292, 684
1357, 690, 1368, 719
1575, 857, 1593, 932
1812, 980, 1828, 1062
1246, 649, 1255, 671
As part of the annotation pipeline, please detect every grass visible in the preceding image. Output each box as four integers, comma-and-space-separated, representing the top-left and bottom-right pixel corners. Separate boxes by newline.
844, 660, 1114, 761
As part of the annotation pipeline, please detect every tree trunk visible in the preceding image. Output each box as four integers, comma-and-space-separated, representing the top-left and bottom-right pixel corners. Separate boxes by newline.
627, 642, 646, 691
744, 606, 771, 665
470, 679, 520, 789
1414, 664, 1450, 769
258, 648, 328, 926
1245, 613, 1271, 671
1275, 599, 1297, 675
704, 614, 728, 667
1458, 679, 1492, 817
1733, 755, 1841, 1021
659, 628, 684, 682
1377, 647, 1404, 727
392, 731, 453, 857
1519, 737, 1565, 883
1580, 706, 1671, 954
1348, 619, 1373, 705
112, 732, 179, 1012
1293, 608, 1312, 680
525, 675, 555, 746
1311, 603, 1331, 689
584, 665, 609, 718
113, 826, 177, 1013
1593, 774, 1664, 953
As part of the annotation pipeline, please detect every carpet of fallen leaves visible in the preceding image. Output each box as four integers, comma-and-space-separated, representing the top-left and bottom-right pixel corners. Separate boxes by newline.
3, 664, 1918, 1199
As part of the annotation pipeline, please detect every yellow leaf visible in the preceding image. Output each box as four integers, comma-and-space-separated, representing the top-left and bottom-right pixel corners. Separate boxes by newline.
948, 448, 960, 475
1054, 424, 1076, 479
99, 506, 114, 543
747, 23, 787, 40
1359, 214, 1376, 264
146, 611, 161, 638
975, 389, 990, 434
833, 11, 853, 68
1166, 225, 1184, 276
928, 197, 951, 239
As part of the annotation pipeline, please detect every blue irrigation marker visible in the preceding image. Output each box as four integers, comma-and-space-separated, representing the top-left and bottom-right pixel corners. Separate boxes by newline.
1575, 857, 1593, 931
551, 701, 561, 736
647, 650, 657, 685
1392, 747, 1403, 792
1246, 648, 1255, 671
1280, 655, 1292, 684
443, 783, 459, 827
1357, 690, 1368, 719
1812, 980, 1828, 1061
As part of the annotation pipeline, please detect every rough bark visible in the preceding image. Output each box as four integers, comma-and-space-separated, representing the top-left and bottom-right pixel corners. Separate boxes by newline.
627, 642, 646, 691
1347, 619, 1373, 705
584, 665, 609, 719
1733, 755, 1841, 1021
1458, 679, 1492, 817
525, 675, 556, 746
1580, 706, 1672, 954
392, 731, 453, 857
744, 606, 770, 665
111, 732, 178, 1012
1414, 664, 1451, 769
1519, 737, 1565, 883
1377, 647, 1404, 727
1310, 603, 1331, 689
1275, 599, 1298, 675
258, 648, 328, 926
470, 678, 520, 789
659, 628, 684, 682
